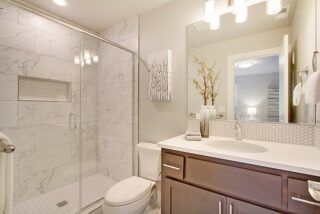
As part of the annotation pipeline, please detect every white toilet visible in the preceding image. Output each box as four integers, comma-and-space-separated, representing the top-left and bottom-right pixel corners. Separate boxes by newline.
102, 142, 161, 214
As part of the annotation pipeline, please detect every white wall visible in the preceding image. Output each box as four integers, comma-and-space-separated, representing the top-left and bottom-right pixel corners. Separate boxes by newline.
291, 0, 317, 123
139, 0, 204, 143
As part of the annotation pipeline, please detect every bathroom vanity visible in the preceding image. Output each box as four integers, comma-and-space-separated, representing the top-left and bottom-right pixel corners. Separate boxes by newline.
158, 136, 320, 214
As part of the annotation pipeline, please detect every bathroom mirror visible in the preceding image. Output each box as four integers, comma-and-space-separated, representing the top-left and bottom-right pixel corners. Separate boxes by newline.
187, 0, 318, 124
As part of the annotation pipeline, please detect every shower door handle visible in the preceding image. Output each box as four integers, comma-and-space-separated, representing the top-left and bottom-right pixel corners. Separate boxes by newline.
69, 113, 77, 130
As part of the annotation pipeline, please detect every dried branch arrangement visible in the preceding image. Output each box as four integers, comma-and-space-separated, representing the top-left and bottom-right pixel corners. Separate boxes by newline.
191, 53, 222, 106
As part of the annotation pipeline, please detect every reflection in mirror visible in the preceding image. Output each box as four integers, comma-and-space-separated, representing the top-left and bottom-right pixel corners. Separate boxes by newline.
188, 0, 318, 124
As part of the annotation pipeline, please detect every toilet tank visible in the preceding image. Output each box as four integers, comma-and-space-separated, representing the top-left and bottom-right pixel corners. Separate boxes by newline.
137, 142, 161, 181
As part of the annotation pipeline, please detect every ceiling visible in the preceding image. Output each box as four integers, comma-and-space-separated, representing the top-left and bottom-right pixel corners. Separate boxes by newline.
19, 0, 174, 32
188, 0, 296, 48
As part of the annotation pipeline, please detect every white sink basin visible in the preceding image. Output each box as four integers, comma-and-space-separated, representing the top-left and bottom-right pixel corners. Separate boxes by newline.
207, 140, 268, 153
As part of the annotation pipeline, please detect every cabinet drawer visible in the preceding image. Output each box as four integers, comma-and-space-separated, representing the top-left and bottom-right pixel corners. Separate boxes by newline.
288, 178, 320, 214
227, 198, 281, 214
162, 152, 184, 179
163, 178, 226, 214
185, 157, 282, 209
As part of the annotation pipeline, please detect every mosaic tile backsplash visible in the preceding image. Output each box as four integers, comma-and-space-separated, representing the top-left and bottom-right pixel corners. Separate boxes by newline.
188, 119, 315, 146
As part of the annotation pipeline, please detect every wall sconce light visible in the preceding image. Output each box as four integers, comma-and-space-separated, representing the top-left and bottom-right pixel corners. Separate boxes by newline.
73, 50, 99, 66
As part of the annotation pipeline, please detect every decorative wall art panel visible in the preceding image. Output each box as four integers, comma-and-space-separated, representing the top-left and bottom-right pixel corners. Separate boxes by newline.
147, 50, 172, 101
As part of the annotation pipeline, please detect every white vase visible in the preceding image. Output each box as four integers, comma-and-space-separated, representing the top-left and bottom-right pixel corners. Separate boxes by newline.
200, 105, 209, 138
208, 105, 216, 120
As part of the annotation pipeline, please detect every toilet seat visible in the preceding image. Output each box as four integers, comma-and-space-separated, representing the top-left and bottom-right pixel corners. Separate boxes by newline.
104, 176, 154, 206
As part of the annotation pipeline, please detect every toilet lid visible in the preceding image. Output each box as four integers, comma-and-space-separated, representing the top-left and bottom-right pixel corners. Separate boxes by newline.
105, 176, 153, 206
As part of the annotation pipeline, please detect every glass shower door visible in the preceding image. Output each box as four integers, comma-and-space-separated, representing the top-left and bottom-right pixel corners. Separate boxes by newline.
0, 1, 83, 212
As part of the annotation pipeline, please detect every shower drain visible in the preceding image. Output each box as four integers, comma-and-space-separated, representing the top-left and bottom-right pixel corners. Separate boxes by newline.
56, 200, 68, 208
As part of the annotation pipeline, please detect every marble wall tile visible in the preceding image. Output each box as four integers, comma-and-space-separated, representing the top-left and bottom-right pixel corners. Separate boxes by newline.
100, 103, 132, 123
35, 124, 77, 148
17, 144, 72, 177
13, 174, 38, 204
99, 60, 133, 85
0, 19, 35, 52
81, 84, 98, 103
81, 103, 98, 122
0, 101, 17, 127
18, 101, 71, 126
315, 127, 320, 150
100, 139, 132, 166
18, 9, 73, 39
0, 73, 17, 100
0, 45, 38, 75
98, 122, 132, 143
0, 0, 19, 22
103, 161, 132, 181
35, 30, 80, 62
81, 66, 98, 86
0, 126, 35, 152
81, 160, 98, 177
35, 163, 78, 194
21, 55, 76, 82
98, 81, 132, 104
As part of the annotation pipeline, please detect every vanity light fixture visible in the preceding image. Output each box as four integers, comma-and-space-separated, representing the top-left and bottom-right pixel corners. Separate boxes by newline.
266, 0, 282, 15
53, 0, 67, 6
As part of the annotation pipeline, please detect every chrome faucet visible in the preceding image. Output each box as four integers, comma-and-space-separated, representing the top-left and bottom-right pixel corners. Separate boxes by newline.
235, 116, 243, 141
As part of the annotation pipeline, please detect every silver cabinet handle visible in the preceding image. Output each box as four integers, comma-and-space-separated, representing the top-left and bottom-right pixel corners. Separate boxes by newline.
229, 204, 233, 214
218, 201, 222, 214
162, 164, 180, 171
292, 197, 320, 207
69, 113, 77, 130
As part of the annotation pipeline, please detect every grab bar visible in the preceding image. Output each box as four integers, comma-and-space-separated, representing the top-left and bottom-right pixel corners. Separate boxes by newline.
0, 139, 15, 153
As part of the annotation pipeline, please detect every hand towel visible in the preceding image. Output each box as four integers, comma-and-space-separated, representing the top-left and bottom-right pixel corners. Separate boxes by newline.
305, 71, 320, 104
0, 133, 14, 214
293, 82, 302, 106
185, 135, 202, 141
185, 130, 201, 136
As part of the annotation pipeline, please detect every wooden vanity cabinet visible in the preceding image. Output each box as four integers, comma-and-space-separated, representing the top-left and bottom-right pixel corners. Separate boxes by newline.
161, 149, 320, 214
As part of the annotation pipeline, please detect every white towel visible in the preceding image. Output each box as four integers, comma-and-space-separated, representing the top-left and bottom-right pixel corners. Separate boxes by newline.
185, 135, 202, 141
185, 130, 201, 136
305, 71, 320, 105
0, 133, 14, 214
293, 82, 302, 106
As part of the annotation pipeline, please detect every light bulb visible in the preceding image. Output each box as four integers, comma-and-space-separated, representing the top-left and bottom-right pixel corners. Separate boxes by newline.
205, 0, 215, 23
85, 58, 92, 65
74, 56, 80, 64
84, 50, 90, 59
266, 0, 282, 15
93, 56, 99, 63
210, 14, 220, 30
233, 0, 246, 14
235, 6, 248, 23
233, 0, 247, 23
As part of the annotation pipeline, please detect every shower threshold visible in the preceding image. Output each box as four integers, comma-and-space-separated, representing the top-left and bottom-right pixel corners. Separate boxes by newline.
13, 174, 116, 214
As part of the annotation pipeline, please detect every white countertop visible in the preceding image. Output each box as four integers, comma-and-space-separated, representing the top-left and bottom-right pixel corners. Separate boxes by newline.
157, 135, 320, 177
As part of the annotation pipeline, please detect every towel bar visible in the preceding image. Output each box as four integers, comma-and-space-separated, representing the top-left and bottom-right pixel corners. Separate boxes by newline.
0, 140, 15, 153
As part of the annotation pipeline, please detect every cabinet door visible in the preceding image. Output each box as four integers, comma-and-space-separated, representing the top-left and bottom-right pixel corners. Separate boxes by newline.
162, 178, 226, 214
226, 198, 281, 214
